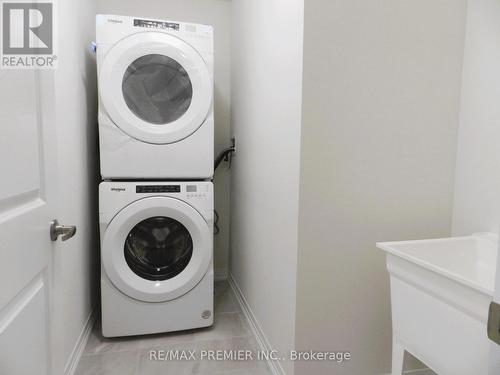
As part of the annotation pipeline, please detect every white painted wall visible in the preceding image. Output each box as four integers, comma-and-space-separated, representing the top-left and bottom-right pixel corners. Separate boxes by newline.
452, 0, 500, 236
294, 1, 466, 374
230, 1, 304, 374
52, 0, 98, 373
96, 0, 232, 278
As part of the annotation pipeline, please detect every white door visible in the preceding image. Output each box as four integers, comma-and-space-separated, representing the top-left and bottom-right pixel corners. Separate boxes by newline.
0, 68, 71, 374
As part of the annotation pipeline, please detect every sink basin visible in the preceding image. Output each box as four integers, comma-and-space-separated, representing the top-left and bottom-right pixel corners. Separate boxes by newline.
377, 233, 497, 296
377, 233, 498, 375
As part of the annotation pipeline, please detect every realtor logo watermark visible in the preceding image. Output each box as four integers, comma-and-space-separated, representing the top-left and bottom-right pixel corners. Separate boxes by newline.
1, 0, 57, 68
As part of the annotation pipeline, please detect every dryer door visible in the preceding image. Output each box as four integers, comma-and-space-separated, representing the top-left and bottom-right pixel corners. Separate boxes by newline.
102, 196, 211, 302
99, 32, 212, 144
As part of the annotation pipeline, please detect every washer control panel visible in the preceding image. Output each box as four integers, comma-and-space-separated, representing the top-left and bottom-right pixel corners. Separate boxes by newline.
186, 184, 209, 199
136, 185, 180, 193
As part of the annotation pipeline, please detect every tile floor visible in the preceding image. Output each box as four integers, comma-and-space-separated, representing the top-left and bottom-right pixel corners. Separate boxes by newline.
75, 281, 272, 375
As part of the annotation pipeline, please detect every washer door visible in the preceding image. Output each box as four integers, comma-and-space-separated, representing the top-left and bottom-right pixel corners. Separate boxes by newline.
99, 32, 212, 144
102, 196, 211, 302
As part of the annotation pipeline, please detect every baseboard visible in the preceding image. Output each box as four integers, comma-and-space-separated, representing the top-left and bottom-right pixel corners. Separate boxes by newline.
228, 273, 285, 375
64, 308, 97, 375
215, 269, 228, 281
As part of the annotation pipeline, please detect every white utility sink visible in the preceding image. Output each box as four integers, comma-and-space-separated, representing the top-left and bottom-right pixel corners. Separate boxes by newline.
377, 233, 498, 375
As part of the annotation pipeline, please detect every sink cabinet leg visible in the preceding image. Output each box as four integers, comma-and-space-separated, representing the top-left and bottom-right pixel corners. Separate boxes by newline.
392, 339, 405, 375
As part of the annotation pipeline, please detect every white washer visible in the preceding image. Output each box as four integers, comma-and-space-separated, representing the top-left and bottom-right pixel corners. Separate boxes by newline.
99, 181, 213, 337
96, 14, 214, 179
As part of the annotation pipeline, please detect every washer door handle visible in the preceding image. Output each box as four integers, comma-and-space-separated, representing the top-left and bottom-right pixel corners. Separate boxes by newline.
50, 219, 77, 242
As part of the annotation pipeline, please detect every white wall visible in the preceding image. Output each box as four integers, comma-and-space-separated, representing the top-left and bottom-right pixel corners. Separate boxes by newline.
294, 1, 466, 374
96, 0, 232, 278
230, 1, 304, 374
452, 0, 500, 236
53, 0, 98, 373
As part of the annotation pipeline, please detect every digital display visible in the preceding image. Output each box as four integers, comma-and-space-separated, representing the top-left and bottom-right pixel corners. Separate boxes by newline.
134, 19, 179, 30
136, 185, 180, 193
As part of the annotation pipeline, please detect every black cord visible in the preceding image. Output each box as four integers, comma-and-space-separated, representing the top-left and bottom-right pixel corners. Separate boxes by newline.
214, 146, 235, 171
214, 209, 220, 235
213, 143, 235, 236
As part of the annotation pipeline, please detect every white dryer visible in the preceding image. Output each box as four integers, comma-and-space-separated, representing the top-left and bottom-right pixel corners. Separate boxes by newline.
99, 181, 213, 337
96, 14, 214, 179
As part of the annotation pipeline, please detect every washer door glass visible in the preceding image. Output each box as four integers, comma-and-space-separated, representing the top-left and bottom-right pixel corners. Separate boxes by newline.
122, 54, 193, 125
124, 216, 193, 281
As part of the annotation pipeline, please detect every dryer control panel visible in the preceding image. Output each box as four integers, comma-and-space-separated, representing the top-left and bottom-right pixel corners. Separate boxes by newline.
134, 19, 179, 31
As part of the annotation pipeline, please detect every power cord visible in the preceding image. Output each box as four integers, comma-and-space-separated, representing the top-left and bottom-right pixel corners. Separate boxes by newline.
213, 141, 235, 236
214, 146, 235, 171
214, 209, 220, 235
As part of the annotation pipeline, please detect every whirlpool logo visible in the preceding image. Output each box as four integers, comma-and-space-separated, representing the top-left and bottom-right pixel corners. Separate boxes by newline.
110, 187, 126, 192
1, 1, 57, 69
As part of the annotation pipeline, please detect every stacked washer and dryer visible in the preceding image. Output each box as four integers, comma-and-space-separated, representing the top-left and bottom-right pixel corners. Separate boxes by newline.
96, 14, 215, 337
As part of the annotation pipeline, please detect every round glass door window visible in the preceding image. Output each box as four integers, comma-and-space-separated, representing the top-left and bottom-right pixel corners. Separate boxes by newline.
122, 54, 193, 125
124, 216, 193, 281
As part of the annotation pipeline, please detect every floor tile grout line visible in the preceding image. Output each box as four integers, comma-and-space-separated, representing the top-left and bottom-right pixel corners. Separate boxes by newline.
214, 310, 243, 316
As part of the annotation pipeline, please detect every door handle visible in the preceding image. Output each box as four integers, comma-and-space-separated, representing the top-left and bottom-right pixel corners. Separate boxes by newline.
50, 219, 77, 242
488, 301, 500, 345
